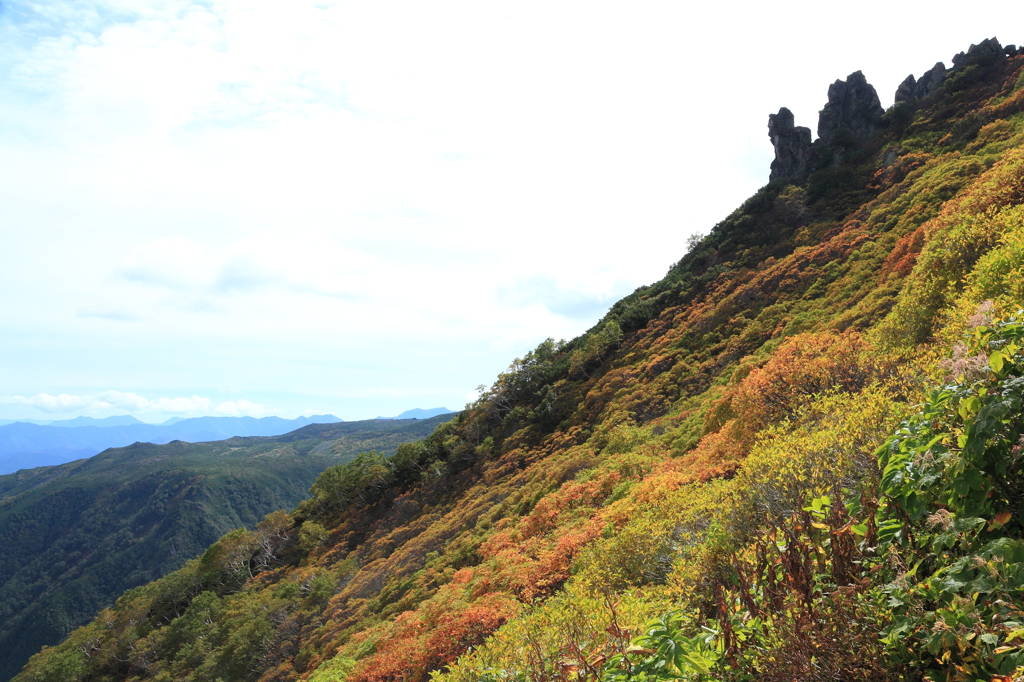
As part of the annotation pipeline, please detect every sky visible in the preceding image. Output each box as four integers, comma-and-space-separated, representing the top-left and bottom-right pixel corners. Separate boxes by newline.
1, 1, 1022, 422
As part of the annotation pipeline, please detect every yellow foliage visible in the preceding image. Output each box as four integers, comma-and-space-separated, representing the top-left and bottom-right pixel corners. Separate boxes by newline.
435, 584, 666, 682
729, 384, 912, 533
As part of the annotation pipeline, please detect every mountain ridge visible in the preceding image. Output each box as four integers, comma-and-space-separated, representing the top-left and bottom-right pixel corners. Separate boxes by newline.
0, 414, 344, 474
46, 415, 146, 428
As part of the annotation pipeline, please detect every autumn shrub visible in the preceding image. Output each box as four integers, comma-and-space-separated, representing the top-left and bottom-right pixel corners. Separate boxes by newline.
730, 331, 884, 425
343, 591, 521, 682
872, 312, 1024, 680
678, 331, 895, 478
955, 205, 1024, 316
728, 384, 912, 542
877, 144, 1024, 347
437, 587, 664, 682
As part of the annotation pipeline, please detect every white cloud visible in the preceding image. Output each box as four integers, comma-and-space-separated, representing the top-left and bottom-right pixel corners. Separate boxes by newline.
0, 390, 265, 418
1, 0, 1022, 420
118, 236, 220, 290
496, 275, 630, 321
116, 232, 397, 302
77, 308, 142, 322
213, 399, 268, 416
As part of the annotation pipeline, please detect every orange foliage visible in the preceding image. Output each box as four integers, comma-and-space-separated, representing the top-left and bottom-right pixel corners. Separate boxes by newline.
348, 592, 519, 682
878, 225, 926, 281
867, 152, 929, 192
476, 465, 620, 599
732, 331, 878, 426
673, 332, 883, 478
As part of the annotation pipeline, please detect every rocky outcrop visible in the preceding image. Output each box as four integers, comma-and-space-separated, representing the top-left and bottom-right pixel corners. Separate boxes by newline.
894, 38, 1013, 106
768, 107, 814, 181
895, 62, 947, 104
817, 71, 884, 146
894, 74, 917, 104
767, 38, 1019, 183
915, 62, 947, 98
952, 37, 1005, 70
976, 37, 1007, 60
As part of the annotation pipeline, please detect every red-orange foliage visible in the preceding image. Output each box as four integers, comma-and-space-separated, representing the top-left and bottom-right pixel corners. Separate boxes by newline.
868, 152, 929, 192
476, 465, 621, 599
673, 331, 883, 479
348, 592, 519, 682
421, 599, 514, 672
731, 331, 878, 426
878, 225, 926, 281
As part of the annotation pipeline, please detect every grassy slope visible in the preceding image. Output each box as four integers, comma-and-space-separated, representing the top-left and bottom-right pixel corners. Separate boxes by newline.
12, 45, 1024, 682
0, 416, 452, 682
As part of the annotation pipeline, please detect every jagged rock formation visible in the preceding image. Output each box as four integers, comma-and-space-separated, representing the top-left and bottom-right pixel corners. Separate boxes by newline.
894, 62, 947, 104
895, 37, 1015, 105
768, 107, 814, 181
916, 61, 947, 99
817, 70, 884, 146
894, 74, 916, 104
768, 70, 884, 181
952, 37, 1006, 70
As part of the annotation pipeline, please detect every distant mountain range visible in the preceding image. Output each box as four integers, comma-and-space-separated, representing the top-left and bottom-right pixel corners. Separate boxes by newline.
0, 414, 343, 474
45, 415, 147, 427
0, 414, 332, 427
377, 407, 454, 420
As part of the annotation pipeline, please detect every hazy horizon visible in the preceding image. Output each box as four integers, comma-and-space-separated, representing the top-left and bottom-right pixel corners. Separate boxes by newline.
0, 406, 454, 425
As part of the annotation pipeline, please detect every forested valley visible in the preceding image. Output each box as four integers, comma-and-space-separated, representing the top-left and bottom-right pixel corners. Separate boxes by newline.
0, 416, 453, 681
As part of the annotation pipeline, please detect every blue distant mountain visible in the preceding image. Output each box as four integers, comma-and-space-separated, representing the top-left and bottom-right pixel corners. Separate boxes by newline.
377, 407, 455, 420
0, 416, 148, 427
47, 415, 147, 428
0, 414, 343, 474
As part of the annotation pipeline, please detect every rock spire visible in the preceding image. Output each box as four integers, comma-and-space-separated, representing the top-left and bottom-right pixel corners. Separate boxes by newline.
767, 71, 884, 182
767, 38, 1022, 182
816, 71, 884, 146
768, 107, 813, 182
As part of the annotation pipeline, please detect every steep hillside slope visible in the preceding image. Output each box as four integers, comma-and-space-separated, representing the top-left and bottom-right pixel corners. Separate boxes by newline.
0, 416, 452, 681
14, 39, 1024, 682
